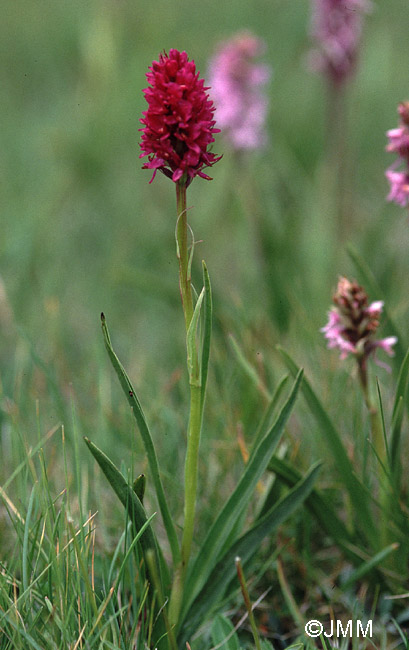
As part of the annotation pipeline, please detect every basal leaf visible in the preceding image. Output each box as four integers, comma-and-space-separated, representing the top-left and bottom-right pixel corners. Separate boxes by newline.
84, 437, 169, 589
100, 313, 180, 566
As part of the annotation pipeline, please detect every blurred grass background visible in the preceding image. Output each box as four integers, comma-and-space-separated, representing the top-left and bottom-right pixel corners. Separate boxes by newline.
1, 0, 409, 590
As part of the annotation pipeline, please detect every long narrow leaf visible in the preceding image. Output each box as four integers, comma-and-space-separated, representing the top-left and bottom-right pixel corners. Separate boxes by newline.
182, 370, 303, 621
179, 462, 320, 644
390, 346, 409, 477
84, 437, 169, 589
392, 345, 409, 420
100, 313, 180, 566
340, 543, 399, 591
229, 334, 271, 401
277, 346, 376, 545
22, 484, 36, 595
252, 374, 290, 452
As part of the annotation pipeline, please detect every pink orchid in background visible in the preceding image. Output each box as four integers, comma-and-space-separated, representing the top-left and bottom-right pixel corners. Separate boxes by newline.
321, 277, 397, 370
309, 0, 371, 85
386, 102, 409, 208
207, 31, 271, 150
139, 49, 221, 186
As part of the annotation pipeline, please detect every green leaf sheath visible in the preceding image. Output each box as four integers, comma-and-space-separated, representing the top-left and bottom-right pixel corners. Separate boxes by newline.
179, 462, 321, 645
181, 370, 303, 622
100, 313, 180, 566
200, 262, 212, 415
277, 346, 377, 546
186, 287, 204, 386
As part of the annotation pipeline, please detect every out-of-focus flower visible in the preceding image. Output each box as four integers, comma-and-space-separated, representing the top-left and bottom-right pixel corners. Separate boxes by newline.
386, 129, 409, 159
309, 0, 371, 85
139, 49, 221, 185
321, 277, 397, 366
386, 102, 409, 207
385, 168, 409, 207
207, 32, 270, 150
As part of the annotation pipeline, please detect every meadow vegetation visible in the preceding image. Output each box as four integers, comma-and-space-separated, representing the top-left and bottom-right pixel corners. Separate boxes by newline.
1, 1, 409, 648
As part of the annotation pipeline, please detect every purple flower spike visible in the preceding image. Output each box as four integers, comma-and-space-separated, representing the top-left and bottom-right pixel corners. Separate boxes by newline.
386, 102, 409, 208
309, 0, 371, 85
321, 277, 397, 369
208, 31, 271, 151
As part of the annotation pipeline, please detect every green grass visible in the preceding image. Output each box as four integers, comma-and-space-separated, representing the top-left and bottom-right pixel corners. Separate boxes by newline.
2, 0, 409, 648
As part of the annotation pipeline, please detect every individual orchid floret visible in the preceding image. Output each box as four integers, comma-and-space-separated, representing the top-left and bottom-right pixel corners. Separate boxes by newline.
321, 277, 397, 367
139, 49, 221, 186
309, 0, 371, 85
207, 31, 271, 150
386, 102, 409, 208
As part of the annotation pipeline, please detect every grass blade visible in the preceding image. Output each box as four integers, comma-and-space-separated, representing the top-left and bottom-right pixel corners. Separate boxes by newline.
277, 346, 376, 545
229, 334, 270, 401
181, 372, 302, 614
252, 374, 290, 452
100, 313, 180, 566
340, 543, 399, 590
22, 483, 37, 595
390, 346, 409, 479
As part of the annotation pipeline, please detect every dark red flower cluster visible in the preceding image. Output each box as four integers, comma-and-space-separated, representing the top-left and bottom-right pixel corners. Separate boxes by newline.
139, 49, 221, 185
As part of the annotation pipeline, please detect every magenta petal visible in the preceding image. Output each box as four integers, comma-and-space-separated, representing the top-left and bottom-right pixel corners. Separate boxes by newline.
172, 168, 184, 182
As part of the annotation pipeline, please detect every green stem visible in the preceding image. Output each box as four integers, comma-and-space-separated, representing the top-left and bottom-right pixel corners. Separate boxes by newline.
358, 358, 384, 465
176, 181, 193, 329
181, 383, 202, 566
169, 180, 204, 627
357, 358, 388, 550
169, 382, 202, 627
